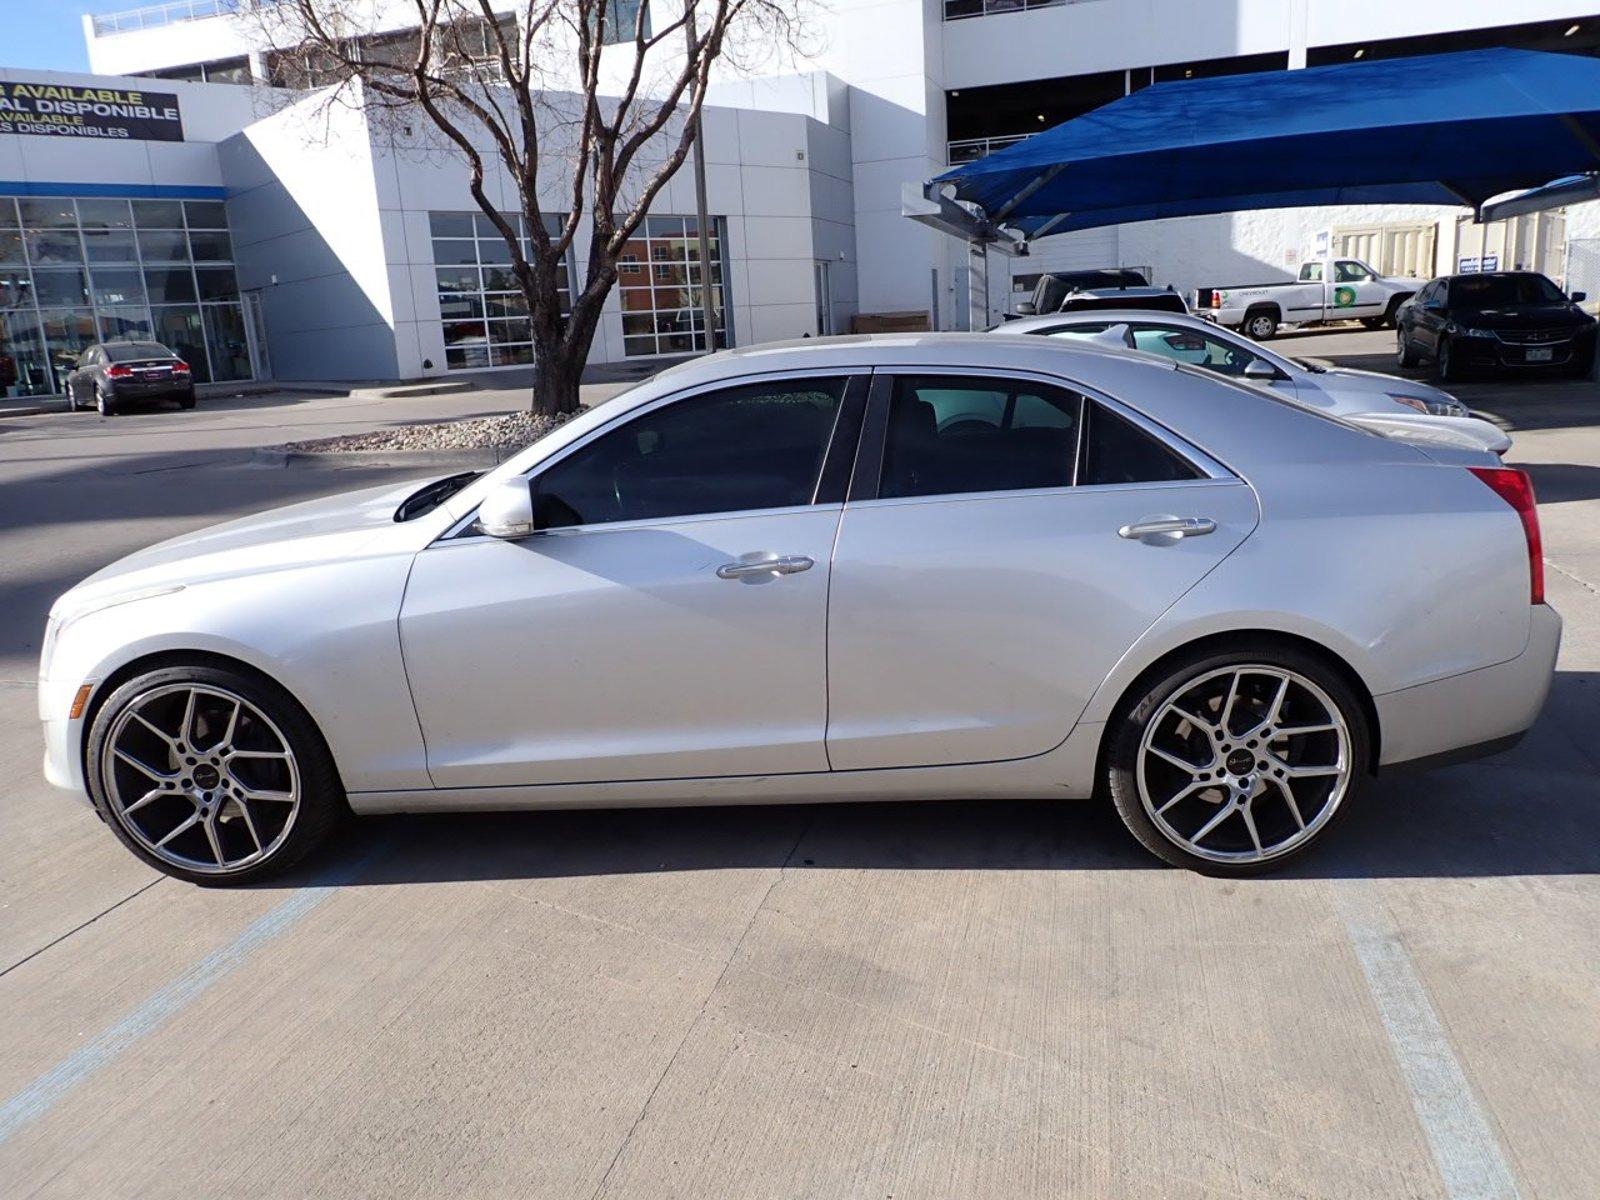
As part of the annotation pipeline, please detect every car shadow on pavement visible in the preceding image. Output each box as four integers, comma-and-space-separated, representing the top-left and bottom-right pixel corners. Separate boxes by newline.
1522, 462, 1600, 503
261, 670, 1600, 889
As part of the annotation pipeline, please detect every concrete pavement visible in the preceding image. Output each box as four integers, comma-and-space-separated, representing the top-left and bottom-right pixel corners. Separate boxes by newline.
2, 334, 1599, 1198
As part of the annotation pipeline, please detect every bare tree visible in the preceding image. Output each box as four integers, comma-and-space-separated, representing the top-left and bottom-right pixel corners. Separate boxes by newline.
258, 0, 808, 415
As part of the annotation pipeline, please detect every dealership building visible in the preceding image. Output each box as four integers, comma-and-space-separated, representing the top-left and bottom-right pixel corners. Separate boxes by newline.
1, 0, 1598, 396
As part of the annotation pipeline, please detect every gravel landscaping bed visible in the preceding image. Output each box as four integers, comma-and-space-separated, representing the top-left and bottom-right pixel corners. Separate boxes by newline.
283, 410, 572, 454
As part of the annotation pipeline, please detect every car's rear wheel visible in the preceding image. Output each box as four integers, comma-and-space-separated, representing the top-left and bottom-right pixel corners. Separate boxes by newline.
178, 392, 196, 410
86, 664, 347, 885
1105, 644, 1370, 875
1242, 310, 1278, 340
95, 384, 115, 417
1360, 316, 1386, 330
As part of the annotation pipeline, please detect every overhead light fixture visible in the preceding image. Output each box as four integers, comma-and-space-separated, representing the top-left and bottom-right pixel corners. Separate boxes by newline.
951, 89, 960, 96
1353, 48, 1365, 59
1036, 113, 1046, 121
1183, 68, 1193, 78
1565, 24, 1580, 37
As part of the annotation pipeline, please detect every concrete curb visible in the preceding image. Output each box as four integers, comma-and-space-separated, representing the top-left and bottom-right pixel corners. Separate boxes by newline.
251, 445, 507, 469
0, 404, 56, 420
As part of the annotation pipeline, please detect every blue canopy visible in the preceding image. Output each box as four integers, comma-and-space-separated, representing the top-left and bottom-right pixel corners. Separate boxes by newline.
935, 48, 1600, 238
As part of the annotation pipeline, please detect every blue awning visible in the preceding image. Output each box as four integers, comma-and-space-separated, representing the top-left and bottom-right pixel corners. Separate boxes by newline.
935, 48, 1600, 238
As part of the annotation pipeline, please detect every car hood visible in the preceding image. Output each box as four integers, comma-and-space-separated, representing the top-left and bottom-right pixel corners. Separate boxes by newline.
54, 478, 427, 619
1453, 304, 1592, 329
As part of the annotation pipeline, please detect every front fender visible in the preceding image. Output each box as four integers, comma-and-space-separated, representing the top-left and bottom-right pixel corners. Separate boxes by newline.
44, 553, 431, 793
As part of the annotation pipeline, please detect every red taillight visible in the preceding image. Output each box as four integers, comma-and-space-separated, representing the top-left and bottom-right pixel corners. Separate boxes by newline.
172, 361, 191, 374
105, 364, 133, 378
1470, 466, 1544, 604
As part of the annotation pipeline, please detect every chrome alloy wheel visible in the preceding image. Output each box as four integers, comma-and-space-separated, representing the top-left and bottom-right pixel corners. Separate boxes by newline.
99, 683, 302, 875
1135, 665, 1352, 865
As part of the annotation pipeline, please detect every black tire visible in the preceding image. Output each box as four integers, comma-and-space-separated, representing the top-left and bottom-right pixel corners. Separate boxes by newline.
1396, 326, 1419, 368
1435, 336, 1458, 383
1360, 317, 1386, 330
1104, 641, 1371, 876
177, 393, 197, 410
1242, 309, 1278, 341
95, 384, 115, 417
86, 663, 348, 885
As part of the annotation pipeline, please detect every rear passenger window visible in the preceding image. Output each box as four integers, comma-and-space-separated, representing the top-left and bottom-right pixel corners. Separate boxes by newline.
1079, 402, 1201, 487
879, 376, 1082, 499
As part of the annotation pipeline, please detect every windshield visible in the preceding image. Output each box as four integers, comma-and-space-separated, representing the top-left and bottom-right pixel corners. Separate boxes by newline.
1450, 274, 1566, 308
106, 342, 175, 361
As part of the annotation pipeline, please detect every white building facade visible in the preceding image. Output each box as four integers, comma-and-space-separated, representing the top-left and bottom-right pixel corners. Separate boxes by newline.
0, 0, 1591, 394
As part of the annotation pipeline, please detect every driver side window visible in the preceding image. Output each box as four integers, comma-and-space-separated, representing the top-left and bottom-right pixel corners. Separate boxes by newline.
1128, 324, 1265, 378
531, 377, 848, 529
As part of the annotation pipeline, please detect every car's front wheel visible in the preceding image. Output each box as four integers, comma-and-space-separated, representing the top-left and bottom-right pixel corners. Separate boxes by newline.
1104, 643, 1370, 875
1396, 326, 1419, 367
85, 664, 347, 884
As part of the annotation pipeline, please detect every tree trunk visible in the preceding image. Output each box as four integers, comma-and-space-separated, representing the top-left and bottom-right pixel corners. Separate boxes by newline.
530, 339, 583, 417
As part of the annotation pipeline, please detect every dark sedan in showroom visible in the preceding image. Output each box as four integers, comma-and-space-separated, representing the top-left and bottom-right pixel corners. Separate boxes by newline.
64, 341, 197, 416
1397, 271, 1596, 381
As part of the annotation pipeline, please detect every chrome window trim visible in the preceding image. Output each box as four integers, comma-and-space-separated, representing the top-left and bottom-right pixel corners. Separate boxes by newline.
437, 367, 867, 543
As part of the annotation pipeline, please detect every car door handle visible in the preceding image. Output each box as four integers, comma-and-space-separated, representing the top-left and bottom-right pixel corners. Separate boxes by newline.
1118, 516, 1217, 540
716, 554, 815, 580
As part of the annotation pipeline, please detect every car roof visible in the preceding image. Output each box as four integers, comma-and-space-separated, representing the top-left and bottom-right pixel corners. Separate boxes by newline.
1439, 270, 1551, 283
1000, 310, 1214, 334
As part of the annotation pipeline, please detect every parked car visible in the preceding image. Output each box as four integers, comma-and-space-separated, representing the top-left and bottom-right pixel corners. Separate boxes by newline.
1396, 271, 1598, 381
998, 310, 1510, 455
1013, 267, 1188, 318
65, 341, 196, 416
1197, 257, 1421, 339
42, 335, 1558, 883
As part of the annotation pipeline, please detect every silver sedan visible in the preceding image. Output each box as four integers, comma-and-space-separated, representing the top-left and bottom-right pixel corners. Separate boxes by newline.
998, 309, 1511, 455
40, 334, 1558, 882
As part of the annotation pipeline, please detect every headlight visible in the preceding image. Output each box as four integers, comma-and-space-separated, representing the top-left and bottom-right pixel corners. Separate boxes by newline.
1387, 392, 1468, 417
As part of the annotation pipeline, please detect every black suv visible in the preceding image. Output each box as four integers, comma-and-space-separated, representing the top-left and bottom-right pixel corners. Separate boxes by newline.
1397, 271, 1596, 381
65, 341, 197, 415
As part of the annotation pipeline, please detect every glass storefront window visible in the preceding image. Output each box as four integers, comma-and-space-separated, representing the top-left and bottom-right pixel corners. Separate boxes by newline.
146, 267, 198, 305
131, 200, 184, 229
0, 310, 49, 398
33, 268, 90, 307
25, 230, 83, 265
97, 306, 155, 342
430, 210, 573, 370
0, 192, 251, 395
84, 230, 139, 263
39, 308, 97, 393
76, 199, 134, 230
90, 267, 147, 308
616, 215, 728, 357
137, 228, 191, 263
153, 306, 209, 383
20, 199, 77, 229
189, 230, 234, 262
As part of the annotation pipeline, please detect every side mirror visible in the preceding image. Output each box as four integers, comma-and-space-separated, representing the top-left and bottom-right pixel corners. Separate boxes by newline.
1015, 302, 1036, 316
1242, 359, 1279, 381
477, 476, 535, 539
1572, 291, 1588, 303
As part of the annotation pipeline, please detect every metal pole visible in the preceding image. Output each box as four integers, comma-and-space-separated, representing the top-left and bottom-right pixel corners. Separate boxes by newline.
685, 2, 718, 354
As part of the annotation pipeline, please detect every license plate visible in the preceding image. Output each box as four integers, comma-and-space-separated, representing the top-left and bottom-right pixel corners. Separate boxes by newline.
1526, 347, 1554, 362
141, 370, 163, 379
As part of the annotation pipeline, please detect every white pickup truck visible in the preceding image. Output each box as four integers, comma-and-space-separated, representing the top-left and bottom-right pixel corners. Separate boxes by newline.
1195, 257, 1422, 340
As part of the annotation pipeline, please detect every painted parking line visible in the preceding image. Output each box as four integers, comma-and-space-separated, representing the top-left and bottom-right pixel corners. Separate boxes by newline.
1333, 879, 1522, 1200
0, 882, 337, 1145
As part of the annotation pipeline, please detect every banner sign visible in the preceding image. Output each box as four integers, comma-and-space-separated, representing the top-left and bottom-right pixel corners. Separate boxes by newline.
0, 81, 183, 142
